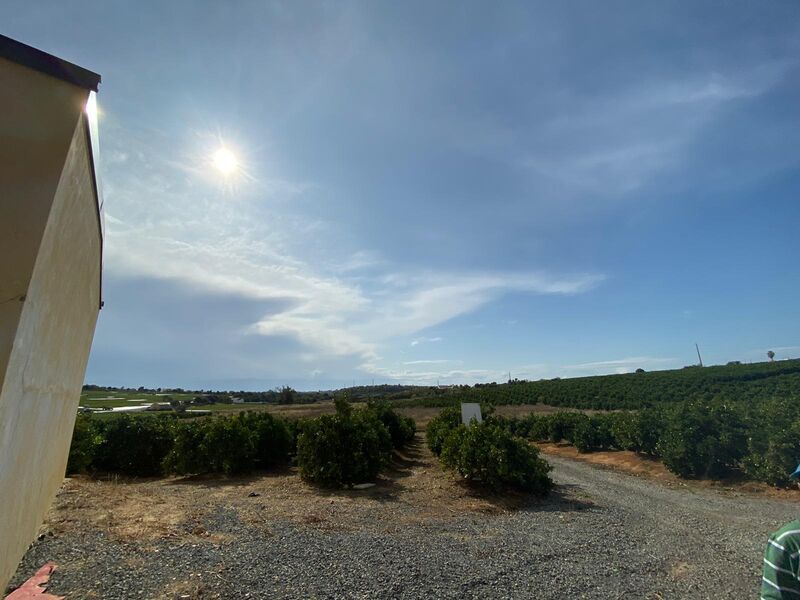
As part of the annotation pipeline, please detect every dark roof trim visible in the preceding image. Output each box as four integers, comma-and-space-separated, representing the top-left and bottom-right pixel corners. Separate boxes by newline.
0, 33, 100, 91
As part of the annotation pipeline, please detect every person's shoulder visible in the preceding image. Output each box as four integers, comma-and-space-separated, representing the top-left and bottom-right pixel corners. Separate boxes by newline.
773, 519, 800, 536
770, 519, 800, 548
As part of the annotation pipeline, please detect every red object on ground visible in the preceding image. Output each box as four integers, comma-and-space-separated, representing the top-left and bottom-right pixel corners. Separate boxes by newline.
4, 563, 63, 600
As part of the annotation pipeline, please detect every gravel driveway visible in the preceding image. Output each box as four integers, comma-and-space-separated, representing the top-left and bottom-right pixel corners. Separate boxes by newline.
9, 449, 798, 599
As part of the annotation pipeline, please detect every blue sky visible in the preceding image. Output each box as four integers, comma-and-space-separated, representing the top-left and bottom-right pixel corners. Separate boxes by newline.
4, 1, 799, 390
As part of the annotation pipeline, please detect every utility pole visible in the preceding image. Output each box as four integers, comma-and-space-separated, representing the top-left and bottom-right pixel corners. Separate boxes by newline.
695, 343, 704, 367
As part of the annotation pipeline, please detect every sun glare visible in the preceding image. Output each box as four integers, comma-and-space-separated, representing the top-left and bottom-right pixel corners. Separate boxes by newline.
212, 147, 238, 175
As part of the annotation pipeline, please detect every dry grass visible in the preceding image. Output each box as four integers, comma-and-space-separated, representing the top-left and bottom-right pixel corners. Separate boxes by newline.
42, 437, 546, 546
259, 402, 590, 430
399, 404, 589, 431
536, 443, 679, 483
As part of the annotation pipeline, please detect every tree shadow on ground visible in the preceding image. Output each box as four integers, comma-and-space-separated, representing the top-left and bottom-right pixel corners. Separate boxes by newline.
529, 484, 597, 513
287, 439, 431, 503
384, 440, 428, 479
447, 480, 596, 514
167, 466, 295, 488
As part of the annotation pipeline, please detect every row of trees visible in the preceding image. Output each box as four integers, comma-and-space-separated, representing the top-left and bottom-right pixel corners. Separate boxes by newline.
68, 412, 297, 476
496, 398, 800, 487
394, 359, 800, 410
67, 400, 416, 488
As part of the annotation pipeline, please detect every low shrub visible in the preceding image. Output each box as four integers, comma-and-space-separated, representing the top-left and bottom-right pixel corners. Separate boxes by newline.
243, 412, 294, 468
439, 422, 553, 494
572, 414, 615, 453
66, 415, 103, 474
657, 400, 746, 479
742, 399, 800, 487
545, 411, 586, 444
296, 399, 392, 487
163, 418, 209, 475
634, 408, 664, 455
365, 400, 416, 448
426, 406, 461, 455
93, 415, 175, 476
603, 409, 663, 455
742, 421, 800, 487
608, 412, 640, 451
198, 414, 259, 475
164, 412, 293, 475
525, 414, 552, 442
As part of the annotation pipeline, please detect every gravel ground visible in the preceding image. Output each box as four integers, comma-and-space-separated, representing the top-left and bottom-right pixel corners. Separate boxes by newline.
9, 450, 799, 599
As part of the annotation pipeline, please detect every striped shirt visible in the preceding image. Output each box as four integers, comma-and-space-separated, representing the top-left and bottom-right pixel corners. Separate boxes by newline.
762, 520, 800, 599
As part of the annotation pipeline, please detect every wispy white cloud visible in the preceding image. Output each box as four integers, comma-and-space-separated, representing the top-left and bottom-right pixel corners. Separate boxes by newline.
520, 66, 791, 200
748, 346, 800, 359
248, 269, 602, 362
331, 250, 385, 273
361, 363, 498, 384
769, 346, 800, 354
357, 355, 686, 385
411, 336, 442, 347
403, 359, 462, 365
562, 356, 677, 375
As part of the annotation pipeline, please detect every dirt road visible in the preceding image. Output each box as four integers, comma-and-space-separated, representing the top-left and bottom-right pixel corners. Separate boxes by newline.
546, 455, 798, 598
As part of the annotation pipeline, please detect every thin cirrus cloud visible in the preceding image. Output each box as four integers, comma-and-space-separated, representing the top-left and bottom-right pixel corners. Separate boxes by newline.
520, 67, 789, 202
361, 364, 496, 383
562, 357, 678, 376
410, 337, 443, 347
403, 360, 463, 366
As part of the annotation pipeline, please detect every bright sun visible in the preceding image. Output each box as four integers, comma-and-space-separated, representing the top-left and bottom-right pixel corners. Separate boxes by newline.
212, 147, 238, 175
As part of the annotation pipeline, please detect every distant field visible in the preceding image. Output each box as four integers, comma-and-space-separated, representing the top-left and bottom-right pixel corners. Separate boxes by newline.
257, 402, 590, 429
79, 391, 332, 417
79, 390, 196, 409
80, 358, 800, 417
76, 391, 581, 427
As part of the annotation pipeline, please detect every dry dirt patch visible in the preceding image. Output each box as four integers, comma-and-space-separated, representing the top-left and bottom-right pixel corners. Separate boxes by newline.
536, 443, 678, 484
263, 402, 588, 430
40, 437, 544, 546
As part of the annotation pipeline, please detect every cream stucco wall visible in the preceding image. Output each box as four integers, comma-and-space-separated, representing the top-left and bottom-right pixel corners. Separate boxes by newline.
0, 57, 102, 590
0, 57, 91, 391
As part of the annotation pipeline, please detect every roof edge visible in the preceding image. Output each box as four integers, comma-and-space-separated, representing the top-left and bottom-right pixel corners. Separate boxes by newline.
82, 101, 105, 310
0, 33, 100, 91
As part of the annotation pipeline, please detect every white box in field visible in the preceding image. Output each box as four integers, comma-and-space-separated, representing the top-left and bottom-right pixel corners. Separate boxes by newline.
461, 403, 482, 426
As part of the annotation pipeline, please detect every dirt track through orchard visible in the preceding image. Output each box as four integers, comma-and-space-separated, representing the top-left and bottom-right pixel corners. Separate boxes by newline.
546, 454, 798, 597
